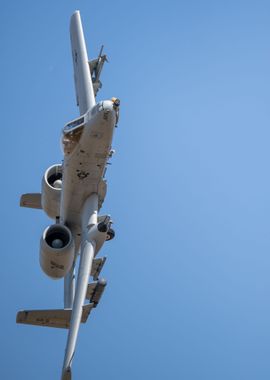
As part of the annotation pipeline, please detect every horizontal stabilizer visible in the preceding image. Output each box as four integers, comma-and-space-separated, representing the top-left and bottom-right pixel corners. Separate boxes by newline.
16, 303, 93, 329
90, 257, 107, 280
20, 193, 42, 209
86, 278, 107, 306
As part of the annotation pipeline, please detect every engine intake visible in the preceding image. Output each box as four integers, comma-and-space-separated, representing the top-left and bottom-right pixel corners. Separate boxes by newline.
40, 224, 75, 279
41, 164, 62, 219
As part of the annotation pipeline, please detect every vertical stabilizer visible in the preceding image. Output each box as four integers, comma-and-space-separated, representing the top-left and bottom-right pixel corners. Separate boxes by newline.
70, 11, 96, 114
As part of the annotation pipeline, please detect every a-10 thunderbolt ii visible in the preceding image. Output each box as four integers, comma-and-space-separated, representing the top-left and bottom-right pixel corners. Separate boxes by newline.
16, 10, 120, 380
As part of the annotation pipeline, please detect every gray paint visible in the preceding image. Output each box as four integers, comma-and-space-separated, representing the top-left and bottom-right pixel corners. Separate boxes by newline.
17, 9, 119, 380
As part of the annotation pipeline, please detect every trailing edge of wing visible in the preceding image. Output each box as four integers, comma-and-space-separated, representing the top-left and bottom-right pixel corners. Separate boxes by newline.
91, 256, 107, 280
16, 304, 93, 329
86, 279, 107, 307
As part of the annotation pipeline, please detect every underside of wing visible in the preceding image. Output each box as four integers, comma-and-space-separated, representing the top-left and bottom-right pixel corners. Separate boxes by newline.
70, 11, 96, 114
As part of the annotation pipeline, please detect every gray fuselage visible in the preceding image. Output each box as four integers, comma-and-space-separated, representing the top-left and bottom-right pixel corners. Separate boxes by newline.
60, 99, 116, 248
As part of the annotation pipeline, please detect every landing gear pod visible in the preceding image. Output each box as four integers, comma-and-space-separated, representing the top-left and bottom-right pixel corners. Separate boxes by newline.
106, 228, 115, 241
40, 224, 75, 279
90, 216, 115, 255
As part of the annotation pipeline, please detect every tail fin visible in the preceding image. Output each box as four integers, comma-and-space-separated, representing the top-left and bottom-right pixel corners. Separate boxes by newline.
70, 10, 96, 115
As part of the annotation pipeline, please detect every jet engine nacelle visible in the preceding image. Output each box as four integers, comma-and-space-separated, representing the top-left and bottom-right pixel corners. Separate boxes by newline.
41, 164, 62, 219
40, 224, 75, 279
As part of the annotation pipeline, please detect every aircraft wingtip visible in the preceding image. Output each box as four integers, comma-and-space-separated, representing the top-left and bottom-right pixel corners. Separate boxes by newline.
62, 367, 72, 380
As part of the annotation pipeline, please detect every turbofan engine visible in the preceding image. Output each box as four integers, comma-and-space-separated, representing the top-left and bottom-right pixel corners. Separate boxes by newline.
41, 164, 62, 219
40, 224, 75, 279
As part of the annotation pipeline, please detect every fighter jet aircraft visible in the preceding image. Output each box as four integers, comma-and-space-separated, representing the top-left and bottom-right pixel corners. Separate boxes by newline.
16, 10, 119, 380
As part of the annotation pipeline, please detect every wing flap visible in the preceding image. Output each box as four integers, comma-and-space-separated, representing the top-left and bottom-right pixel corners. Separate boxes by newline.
90, 257, 107, 280
16, 304, 93, 329
86, 282, 97, 300
86, 279, 107, 306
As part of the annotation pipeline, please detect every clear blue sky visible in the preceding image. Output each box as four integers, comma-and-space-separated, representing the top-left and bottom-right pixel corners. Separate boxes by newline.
1, 1, 270, 379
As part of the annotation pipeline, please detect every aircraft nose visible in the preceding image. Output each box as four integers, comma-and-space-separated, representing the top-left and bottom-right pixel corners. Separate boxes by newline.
97, 99, 119, 124
99, 98, 120, 113
101, 100, 114, 113
111, 97, 120, 109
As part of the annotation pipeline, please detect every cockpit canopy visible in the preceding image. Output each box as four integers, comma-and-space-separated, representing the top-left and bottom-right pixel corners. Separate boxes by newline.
63, 116, 85, 133
62, 115, 85, 155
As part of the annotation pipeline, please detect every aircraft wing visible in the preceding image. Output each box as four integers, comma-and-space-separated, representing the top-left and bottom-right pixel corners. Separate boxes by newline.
70, 11, 96, 115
